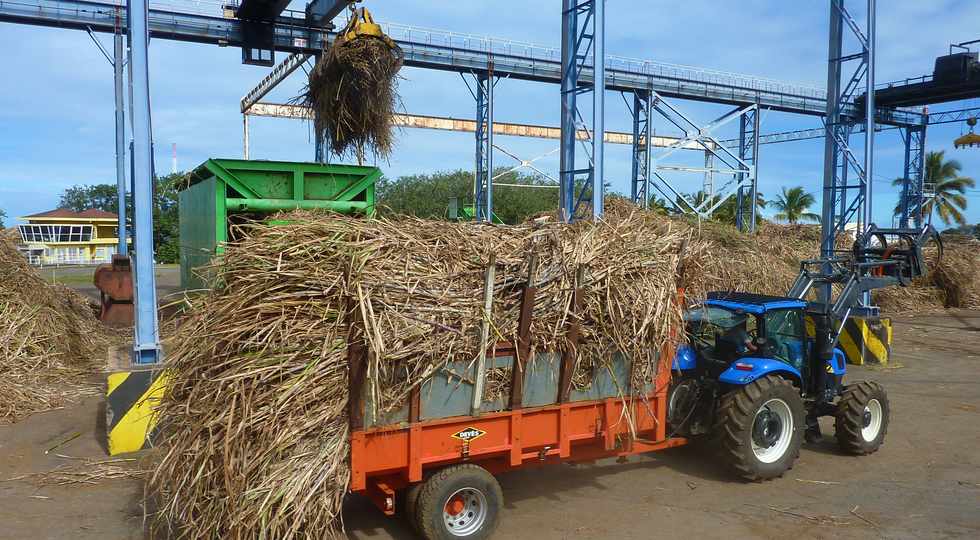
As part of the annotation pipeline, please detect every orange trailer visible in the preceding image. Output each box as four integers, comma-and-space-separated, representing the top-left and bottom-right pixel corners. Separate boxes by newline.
346, 277, 687, 539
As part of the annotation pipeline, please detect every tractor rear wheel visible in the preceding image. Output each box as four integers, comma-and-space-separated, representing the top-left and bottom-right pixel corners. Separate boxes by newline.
835, 381, 890, 455
414, 463, 502, 540
714, 375, 805, 481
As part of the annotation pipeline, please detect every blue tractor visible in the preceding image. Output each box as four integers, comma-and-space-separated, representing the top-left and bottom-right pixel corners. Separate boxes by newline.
667, 226, 940, 480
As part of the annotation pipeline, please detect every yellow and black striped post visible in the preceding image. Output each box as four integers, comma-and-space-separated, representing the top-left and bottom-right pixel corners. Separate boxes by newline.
838, 317, 891, 366
804, 315, 892, 366
105, 368, 168, 455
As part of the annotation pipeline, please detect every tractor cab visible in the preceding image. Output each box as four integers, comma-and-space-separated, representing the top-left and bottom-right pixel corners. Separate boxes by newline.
683, 292, 810, 382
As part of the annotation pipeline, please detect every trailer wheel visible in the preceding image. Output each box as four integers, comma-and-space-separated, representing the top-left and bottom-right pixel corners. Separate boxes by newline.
415, 464, 502, 540
714, 375, 805, 481
403, 482, 423, 532
835, 381, 889, 455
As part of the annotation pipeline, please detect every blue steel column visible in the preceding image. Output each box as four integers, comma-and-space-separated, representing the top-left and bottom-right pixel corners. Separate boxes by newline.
911, 122, 927, 227
474, 69, 494, 222
736, 115, 747, 231
559, 0, 578, 222
113, 30, 127, 255
591, 0, 604, 218
127, 0, 161, 364
748, 106, 761, 232
901, 116, 927, 227
819, 0, 845, 304
820, 0, 876, 305
559, 0, 605, 222
862, 0, 876, 232
735, 106, 759, 232
630, 90, 651, 208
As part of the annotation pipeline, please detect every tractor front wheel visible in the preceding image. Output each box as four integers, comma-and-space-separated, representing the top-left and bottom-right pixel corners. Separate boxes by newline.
835, 381, 890, 455
715, 375, 805, 481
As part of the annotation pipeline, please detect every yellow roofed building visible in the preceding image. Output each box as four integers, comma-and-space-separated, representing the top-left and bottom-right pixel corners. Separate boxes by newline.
17, 208, 125, 265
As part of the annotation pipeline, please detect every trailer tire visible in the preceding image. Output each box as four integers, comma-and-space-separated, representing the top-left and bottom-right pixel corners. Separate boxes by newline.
415, 464, 502, 540
835, 381, 889, 455
403, 482, 423, 532
714, 375, 805, 481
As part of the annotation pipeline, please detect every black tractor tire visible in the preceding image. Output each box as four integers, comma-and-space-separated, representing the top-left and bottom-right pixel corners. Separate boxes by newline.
835, 381, 890, 455
414, 463, 503, 540
714, 375, 805, 481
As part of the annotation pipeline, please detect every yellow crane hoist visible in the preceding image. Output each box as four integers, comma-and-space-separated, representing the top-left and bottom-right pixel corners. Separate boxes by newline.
954, 117, 980, 148
339, 5, 397, 50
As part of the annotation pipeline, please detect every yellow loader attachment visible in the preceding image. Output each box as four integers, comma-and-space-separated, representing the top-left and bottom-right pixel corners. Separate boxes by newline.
340, 7, 397, 50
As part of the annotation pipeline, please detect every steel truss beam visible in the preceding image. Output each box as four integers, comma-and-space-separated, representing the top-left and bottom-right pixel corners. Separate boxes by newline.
493, 145, 560, 187
718, 106, 980, 147
819, 0, 876, 306
246, 102, 705, 148
241, 51, 311, 113
560, 0, 605, 221
649, 92, 757, 220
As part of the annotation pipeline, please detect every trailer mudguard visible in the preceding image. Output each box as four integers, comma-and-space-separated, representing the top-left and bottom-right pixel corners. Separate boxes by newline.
718, 358, 802, 386
671, 344, 697, 371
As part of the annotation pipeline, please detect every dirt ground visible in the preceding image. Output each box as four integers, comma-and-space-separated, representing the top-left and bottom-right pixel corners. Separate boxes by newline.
1, 312, 978, 540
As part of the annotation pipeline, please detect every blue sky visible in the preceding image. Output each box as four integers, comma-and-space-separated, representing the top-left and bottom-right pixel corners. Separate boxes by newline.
2, 0, 979, 227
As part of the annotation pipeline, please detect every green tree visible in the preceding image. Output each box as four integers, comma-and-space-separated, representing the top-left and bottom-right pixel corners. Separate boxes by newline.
55, 174, 183, 263
377, 169, 559, 224
769, 186, 819, 224
0, 208, 6, 229
892, 150, 975, 227
152, 173, 182, 264
59, 184, 121, 214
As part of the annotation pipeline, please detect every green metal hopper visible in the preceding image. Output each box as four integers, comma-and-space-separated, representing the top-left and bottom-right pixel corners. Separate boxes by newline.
179, 159, 379, 289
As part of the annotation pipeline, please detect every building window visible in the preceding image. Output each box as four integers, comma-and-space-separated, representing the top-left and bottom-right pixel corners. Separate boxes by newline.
17, 224, 93, 243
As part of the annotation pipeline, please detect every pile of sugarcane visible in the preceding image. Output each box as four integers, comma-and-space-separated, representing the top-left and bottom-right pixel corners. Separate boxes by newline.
877, 236, 980, 312
150, 209, 693, 539
303, 8, 403, 160
0, 235, 108, 423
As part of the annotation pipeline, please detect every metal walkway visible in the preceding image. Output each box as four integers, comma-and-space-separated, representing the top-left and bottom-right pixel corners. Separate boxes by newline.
0, 0, 921, 126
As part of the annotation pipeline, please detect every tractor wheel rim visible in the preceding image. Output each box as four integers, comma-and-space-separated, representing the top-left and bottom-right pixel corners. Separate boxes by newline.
861, 399, 883, 442
442, 487, 488, 537
668, 380, 696, 425
751, 398, 793, 464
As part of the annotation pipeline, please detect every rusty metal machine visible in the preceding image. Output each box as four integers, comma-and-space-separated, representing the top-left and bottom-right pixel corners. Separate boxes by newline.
93, 255, 134, 326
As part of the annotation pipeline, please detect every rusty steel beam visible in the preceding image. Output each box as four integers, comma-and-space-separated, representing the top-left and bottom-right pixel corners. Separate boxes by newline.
247, 102, 701, 148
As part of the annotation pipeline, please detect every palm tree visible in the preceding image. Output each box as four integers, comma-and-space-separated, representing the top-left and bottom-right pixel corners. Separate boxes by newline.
769, 186, 819, 224
892, 151, 976, 226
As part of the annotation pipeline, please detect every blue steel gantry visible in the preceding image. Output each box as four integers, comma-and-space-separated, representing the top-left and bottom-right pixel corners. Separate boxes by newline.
6, 0, 975, 362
